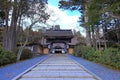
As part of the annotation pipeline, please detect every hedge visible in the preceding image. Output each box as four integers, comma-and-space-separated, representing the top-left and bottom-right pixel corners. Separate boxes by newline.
73, 45, 120, 69
20, 48, 34, 60
0, 47, 34, 66
0, 46, 16, 66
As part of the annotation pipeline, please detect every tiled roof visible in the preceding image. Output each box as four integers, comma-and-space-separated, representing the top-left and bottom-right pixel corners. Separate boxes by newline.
43, 30, 73, 37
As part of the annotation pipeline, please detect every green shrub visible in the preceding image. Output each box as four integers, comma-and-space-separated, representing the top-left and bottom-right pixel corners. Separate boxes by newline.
91, 48, 120, 69
0, 46, 3, 53
20, 48, 34, 60
73, 45, 82, 56
73, 45, 96, 60
73, 45, 120, 69
81, 46, 95, 60
102, 48, 120, 69
94, 50, 103, 62
0, 47, 16, 66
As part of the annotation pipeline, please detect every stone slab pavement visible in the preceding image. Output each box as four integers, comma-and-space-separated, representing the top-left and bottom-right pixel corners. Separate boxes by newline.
13, 54, 101, 80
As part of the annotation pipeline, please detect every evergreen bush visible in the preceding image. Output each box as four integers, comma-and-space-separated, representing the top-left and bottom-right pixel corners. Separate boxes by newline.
73, 45, 120, 69
0, 47, 16, 66
102, 48, 120, 69
73, 45, 82, 56
20, 48, 34, 60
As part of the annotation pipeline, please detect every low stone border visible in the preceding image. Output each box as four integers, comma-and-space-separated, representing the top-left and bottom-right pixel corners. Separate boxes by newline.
12, 55, 50, 80
66, 54, 102, 80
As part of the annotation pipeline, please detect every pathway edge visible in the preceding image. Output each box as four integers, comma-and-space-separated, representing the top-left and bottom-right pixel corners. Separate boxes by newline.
12, 55, 50, 80
66, 54, 102, 80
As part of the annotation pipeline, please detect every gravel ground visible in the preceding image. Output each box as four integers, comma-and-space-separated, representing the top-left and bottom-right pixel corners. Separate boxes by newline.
0, 55, 48, 80
67, 54, 120, 80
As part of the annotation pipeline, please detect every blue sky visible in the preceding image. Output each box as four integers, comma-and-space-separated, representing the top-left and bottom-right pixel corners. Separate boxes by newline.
48, 0, 80, 16
47, 0, 86, 36
48, 0, 59, 6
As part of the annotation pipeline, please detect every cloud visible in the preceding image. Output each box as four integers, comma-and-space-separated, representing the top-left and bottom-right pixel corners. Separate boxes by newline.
45, 5, 86, 37
46, 5, 80, 30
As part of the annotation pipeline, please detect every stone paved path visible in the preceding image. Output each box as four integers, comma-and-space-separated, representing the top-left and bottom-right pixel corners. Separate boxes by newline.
15, 54, 101, 80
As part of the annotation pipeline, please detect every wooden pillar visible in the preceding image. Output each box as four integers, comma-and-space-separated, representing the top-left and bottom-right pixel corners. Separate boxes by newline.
68, 48, 73, 54
43, 47, 49, 54
38, 45, 43, 54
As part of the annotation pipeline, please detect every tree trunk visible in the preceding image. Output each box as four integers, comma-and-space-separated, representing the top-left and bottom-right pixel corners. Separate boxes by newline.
17, 21, 36, 61
103, 26, 107, 49
92, 31, 96, 49
8, 0, 18, 51
86, 26, 92, 46
96, 28, 101, 50
17, 36, 28, 61
116, 29, 120, 44
116, 21, 120, 44
3, 8, 9, 50
84, 3, 92, 47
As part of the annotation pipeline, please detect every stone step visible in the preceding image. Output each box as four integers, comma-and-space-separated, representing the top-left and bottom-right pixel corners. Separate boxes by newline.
42, 61, 75, 64
22, 72, 94, 78
19, 78, 96, 80
31, 69, 85, 71
35, 65, 82, 69
32, 66, 83, 70
15, 54, 101, 80
37, 64, 79, 67
23, 71, 86, 73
